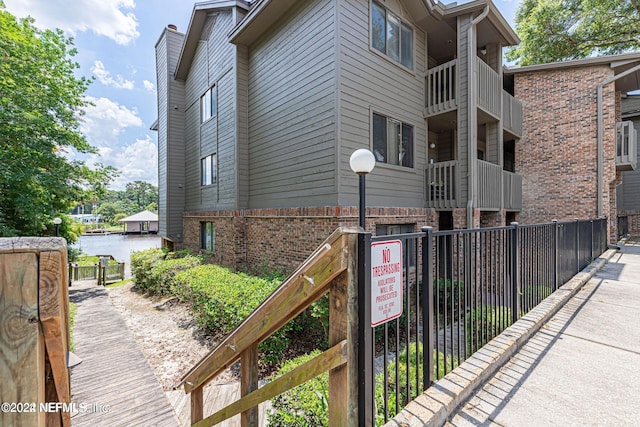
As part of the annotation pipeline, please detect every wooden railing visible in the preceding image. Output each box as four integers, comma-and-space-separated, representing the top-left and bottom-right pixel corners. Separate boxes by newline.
476, 58, 501, 118
425, 59, 457, 116
503, 170, 523, 211
426, 160, 458, 208
1, 237, 71, 426
180, 229, 361, 426
616, 121, 637, 171
502, 90, 523, 137
477, 159, 502, 209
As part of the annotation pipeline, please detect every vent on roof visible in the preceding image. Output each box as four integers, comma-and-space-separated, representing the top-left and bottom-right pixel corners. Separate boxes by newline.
167, 24, 177, 31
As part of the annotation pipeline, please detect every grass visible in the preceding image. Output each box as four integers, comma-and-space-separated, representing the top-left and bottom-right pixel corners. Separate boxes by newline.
105, 278, 132, 288
69, 302, 78, 352
75, 255, 120, 266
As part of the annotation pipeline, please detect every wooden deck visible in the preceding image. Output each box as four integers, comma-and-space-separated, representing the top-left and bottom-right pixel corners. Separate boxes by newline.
69, 281, 180, 426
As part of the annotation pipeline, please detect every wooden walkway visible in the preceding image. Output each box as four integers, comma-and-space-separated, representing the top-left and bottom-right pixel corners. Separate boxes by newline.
69, 281, 180, 426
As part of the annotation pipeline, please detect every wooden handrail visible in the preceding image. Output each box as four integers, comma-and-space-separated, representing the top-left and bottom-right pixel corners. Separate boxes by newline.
180, 228, 355, 394
194, 340, 348, 427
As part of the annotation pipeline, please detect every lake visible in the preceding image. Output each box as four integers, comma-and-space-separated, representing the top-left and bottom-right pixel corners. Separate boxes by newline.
72, 234, 161, 262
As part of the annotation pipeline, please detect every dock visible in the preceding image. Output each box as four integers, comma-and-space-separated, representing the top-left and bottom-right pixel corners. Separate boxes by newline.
69, 281, 180, 426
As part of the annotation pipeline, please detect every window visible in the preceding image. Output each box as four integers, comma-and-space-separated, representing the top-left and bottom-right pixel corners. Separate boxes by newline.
372, 112, 414, 168
376, 224, 416, 269
201, 154, 217, 186
200, 85, 217, 123
371, 1, 413, 69
201, 222, 215, 252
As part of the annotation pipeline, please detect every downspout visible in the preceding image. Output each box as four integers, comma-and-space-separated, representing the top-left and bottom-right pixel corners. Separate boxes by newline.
466, 5, 490, 229
596, 63, 640, 218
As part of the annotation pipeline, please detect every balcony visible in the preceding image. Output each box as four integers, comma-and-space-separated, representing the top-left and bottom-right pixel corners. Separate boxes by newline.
503, 170, 523, 211
426, 160, 522, 211
426, 160, 457, 209
424, 58, 523, 138
425, 59, 457, 116
502, 91, 523, 137
616, 121, 637, 171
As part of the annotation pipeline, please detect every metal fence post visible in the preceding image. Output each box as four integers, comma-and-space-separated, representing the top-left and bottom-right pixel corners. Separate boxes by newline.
575, 218, 580, 273
510, 222, 520, 324
589, 218, 594, 261
552, 220, 558, 291
421, 226, 434, 389
357, 232, 373, 427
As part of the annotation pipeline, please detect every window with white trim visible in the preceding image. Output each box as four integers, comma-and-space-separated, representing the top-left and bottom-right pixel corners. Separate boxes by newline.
371, 1, 413, 69
372, 112, 414, 168
201, 154, 217, 186
200, 85, 217, 123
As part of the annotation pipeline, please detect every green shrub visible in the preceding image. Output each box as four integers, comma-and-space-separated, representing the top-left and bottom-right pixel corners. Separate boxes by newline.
267, 345, 458, 426
267, 350, 329, 427
375, 343, 458, 424
465, 304, 511, 352
130, 248, 166, 291
434, 278, 464, 312
173, 264, 290, 364
147, 256, 202, 294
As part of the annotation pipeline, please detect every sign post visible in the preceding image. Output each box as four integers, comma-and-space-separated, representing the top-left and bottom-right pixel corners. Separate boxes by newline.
370, 240, 403, 327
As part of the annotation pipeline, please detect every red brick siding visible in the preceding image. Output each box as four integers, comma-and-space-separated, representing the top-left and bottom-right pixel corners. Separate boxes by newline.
514, 66, 621, 241
182, 207, 437, 273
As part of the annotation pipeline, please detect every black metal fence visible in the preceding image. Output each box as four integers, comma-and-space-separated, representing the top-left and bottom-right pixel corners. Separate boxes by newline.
358, 218, 608, 425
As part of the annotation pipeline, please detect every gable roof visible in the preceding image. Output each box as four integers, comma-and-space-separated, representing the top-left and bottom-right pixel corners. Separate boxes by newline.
174, 0, 250, 80
227, 0, 518, 47
118, 210, 159, 223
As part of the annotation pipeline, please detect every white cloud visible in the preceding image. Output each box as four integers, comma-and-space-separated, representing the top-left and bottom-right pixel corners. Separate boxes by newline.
85, 137, 157, 190
91, 60, 135, 90
4, 0, 139, 45
143, 80, 155, 92
81, 96, 142, 146
111, 137, 158, 189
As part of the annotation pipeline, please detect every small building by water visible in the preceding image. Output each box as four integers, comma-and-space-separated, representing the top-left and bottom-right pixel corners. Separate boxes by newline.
118, 210, 159, 234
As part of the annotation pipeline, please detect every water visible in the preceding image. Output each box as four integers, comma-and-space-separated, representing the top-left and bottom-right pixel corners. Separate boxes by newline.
72, 234, 161, 262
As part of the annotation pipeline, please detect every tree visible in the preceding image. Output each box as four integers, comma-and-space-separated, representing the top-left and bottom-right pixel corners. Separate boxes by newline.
507, 0, 640, 66
124, 181, 158, 213
0, 2, 117, 241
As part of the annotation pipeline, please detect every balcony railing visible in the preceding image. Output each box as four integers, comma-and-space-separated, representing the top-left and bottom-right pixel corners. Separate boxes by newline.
502, 91, 523, 137
477, 159, 502, 209
425, 59, 457, 116
503, 170, 523, 211
426, 160, 457, 208
476, 58, 501, 118
616, 121, 637, 171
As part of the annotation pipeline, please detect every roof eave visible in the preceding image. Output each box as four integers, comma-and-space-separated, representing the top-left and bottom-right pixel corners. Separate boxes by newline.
175, 0, 250, 81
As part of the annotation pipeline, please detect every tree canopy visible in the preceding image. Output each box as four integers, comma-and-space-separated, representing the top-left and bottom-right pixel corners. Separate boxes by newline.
0, 2, 116, 240
506, 0, 640, 66
96, 181, 158, 224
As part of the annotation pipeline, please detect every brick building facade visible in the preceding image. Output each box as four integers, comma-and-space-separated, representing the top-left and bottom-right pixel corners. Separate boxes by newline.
506, 53, 640, 243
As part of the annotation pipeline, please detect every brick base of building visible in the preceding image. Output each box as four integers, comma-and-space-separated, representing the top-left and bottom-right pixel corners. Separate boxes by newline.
181, 206, 439, 273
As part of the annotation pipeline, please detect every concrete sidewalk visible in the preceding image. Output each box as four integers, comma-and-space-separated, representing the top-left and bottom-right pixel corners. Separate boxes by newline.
447, 239, 640, 426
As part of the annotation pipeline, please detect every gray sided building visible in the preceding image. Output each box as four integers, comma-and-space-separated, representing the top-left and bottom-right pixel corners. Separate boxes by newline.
154, 0, 523, 272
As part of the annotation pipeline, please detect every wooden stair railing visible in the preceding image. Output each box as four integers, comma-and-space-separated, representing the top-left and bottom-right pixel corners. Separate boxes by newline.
179, 228, 361, 427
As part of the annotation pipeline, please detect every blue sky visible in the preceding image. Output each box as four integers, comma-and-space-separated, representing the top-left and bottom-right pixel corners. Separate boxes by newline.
3, 0, 519, 190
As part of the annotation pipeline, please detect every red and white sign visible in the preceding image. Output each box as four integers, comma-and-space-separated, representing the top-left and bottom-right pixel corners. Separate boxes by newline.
371, 240, 403, 327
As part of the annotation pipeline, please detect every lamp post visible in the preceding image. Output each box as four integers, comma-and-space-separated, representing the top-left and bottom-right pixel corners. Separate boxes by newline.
349, 149, 376, 229
53, 217, 62, 237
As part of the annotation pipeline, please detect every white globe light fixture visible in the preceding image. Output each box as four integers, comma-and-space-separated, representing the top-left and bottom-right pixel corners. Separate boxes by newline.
349, 149, 376, 175
349, 149, 376, 228
53, 217, 62, 236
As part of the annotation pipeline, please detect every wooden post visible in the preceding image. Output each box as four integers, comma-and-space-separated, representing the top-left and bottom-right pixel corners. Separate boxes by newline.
0, 237, 70, 426
240, 343, 259, 427
328, 232, 366, 426
328, 270, 348, 425
191, 386, 204, 424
